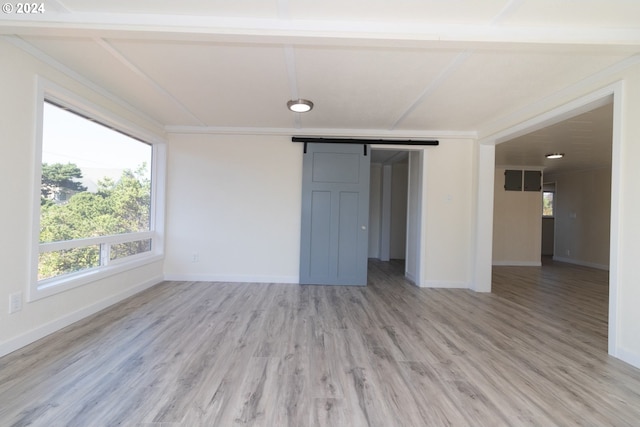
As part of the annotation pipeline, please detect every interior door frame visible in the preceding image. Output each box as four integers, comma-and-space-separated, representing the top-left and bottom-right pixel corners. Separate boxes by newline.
476, 83, 622, 358
371, 146, 425, 286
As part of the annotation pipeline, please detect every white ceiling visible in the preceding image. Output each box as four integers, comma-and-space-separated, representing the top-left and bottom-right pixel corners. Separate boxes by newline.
495, 102, 614, 176
1, 0, 639, 173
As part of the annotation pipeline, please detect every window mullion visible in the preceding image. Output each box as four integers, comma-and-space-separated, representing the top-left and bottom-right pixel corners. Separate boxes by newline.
100, 243, 111, 267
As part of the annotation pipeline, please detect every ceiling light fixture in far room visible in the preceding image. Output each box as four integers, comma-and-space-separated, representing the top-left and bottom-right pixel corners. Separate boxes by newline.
545, 153, 565, 159
287, 99, 314, 113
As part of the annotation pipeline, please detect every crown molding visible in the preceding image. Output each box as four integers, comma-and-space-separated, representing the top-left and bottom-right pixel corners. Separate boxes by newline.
164, 125, 477, 140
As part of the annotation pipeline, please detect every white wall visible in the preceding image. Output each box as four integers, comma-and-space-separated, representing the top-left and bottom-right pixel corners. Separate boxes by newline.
0, 40, 165, 357
390, 162, 408, 259
405, 151, 422, 283
616, 66, 640, 367
492, 167, 542, 266
163, 133, 302, 283
422, 139, 475, 288
368, 164, 382, 258
548, 168, 611, 269
369, 161, 408, 260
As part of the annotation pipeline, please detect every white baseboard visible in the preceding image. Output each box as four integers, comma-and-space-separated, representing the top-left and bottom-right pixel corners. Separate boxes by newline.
614, 347, 640, 370
405, 271, 418, 287
552, 256, 609, 271
492, 261, 542, 267
419, 280, 468, 289
163, 273, 299, 284
0, 275, 163, 358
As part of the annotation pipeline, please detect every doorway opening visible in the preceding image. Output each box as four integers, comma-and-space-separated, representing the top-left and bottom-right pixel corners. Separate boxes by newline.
486, 88, 619, 355
541, 182, 556, 259
369, 148, 423, 285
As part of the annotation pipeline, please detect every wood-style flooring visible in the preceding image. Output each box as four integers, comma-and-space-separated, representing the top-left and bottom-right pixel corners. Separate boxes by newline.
1, 259, 640, 426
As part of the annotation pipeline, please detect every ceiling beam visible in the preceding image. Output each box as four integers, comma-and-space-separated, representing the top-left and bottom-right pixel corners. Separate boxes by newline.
93, 38, 206, 126
391, 50, 471, 130
165, 125, 475, 139
2, 13, 640, 48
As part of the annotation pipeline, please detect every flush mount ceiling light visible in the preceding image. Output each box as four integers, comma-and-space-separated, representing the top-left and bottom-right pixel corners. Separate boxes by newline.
287, 99, 314, 113
545, 153, 565, 159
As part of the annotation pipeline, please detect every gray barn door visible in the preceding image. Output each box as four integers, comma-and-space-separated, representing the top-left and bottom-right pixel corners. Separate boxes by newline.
299, 143, 370, 285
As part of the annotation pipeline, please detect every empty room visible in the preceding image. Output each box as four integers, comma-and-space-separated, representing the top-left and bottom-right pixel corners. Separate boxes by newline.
2, 1, 640, 426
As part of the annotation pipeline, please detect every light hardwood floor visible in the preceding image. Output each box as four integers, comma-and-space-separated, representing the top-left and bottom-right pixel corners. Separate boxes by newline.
1, 259, 640, 426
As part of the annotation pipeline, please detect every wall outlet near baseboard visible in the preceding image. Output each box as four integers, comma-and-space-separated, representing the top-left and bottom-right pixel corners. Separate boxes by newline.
9, 292, 22, 314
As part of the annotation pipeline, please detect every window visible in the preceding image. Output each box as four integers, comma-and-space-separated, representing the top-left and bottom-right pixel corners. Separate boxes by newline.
543, 191, 554, 217
33, 90, 163, 299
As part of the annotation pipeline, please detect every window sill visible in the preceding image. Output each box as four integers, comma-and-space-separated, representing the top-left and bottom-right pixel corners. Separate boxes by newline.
30, 252, 164, 302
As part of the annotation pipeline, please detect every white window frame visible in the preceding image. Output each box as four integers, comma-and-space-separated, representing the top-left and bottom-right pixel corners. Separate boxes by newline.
30, 78, 166, 301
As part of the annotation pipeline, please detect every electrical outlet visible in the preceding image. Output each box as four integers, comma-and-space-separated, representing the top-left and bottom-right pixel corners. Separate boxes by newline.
9, 292, 22, 314
192, 253, 200, 263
